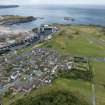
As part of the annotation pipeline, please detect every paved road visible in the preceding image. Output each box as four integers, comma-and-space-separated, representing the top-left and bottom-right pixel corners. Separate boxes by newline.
89, 57, 105, 62
91, 63, 96, 105
92, 83, 96, 105
81, 33, 105, 63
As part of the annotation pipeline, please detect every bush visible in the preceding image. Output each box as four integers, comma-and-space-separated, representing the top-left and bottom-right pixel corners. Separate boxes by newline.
57, 69, 93, 81
12, 91, 90, 105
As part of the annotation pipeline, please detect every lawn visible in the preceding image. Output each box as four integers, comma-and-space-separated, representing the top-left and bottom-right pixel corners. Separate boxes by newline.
91, 61, 105, 105
53, 78, 91, 101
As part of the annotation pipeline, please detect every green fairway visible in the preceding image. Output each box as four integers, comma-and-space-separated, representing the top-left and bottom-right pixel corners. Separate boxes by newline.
41, 25, 105, 57
91, 62, 105, 105
53, 78, 91, 101
92, 62, 105, 84
41, 25, 105, 105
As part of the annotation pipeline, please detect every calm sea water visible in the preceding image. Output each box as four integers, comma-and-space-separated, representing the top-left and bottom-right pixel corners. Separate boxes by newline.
0, 5, 105, 30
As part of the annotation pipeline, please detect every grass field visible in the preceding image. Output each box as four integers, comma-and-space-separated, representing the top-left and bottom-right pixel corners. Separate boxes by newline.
40, 25, 105, 105
41, 25, 105, 57
7, 78, 91, 105
3, 78, 92, 105
91, 62, 105, 105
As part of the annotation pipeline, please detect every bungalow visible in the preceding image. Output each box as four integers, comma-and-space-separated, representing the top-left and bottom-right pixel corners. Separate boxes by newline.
7, 40, 15, 44
52, 65, 58, 74
10, 79, 41, 93
10, 71, 20, 81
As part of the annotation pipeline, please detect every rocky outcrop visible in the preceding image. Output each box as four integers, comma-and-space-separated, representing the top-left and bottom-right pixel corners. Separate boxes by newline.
0, 15, 37, 25
64, 17, 75, 21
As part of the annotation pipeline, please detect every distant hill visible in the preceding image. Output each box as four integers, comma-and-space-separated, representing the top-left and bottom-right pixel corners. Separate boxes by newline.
0, 5, 19, 8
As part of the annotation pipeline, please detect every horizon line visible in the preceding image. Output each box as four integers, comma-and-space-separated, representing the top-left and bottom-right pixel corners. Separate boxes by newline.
1, 4, 105, 6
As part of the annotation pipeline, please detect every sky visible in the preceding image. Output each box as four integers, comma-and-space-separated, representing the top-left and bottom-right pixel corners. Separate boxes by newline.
0, 0, 105, 5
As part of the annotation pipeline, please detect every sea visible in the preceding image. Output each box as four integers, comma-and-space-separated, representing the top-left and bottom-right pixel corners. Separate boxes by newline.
0, 4, 105, 30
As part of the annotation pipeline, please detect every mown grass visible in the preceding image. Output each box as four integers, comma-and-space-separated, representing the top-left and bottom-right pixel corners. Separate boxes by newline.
41, 25, 105, 57
91, 62, 105, 105
41, 25, 105, 105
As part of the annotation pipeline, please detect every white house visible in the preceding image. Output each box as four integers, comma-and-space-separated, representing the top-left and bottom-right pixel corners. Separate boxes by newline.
10, 71, 20, 81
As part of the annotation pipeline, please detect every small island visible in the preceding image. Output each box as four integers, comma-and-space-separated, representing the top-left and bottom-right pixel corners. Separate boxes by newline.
0, 5, 19, 8
64, 17, 75, 21
0, 15, 37, 25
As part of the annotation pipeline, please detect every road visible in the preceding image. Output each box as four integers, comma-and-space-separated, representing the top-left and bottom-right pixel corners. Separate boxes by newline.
92, 83, 96, 105
90, 61, 96, 105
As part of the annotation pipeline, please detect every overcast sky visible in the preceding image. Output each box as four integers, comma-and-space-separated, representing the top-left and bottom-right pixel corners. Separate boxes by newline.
0, 0, 105, 5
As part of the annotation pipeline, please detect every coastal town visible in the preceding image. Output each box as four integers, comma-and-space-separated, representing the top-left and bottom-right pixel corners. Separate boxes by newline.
0, 23, 57, 54
0, 2, 105, 105
0, 47, 90, 94
0, 23, 91, 96
0, 23, 58, 92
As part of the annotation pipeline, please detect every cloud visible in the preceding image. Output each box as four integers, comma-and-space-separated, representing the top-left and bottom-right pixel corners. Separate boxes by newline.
0, 0, 105, 5
0, 0, 39, 5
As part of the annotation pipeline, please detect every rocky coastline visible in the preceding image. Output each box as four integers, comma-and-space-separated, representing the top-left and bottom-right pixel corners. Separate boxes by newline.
0, 15, 37, 25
